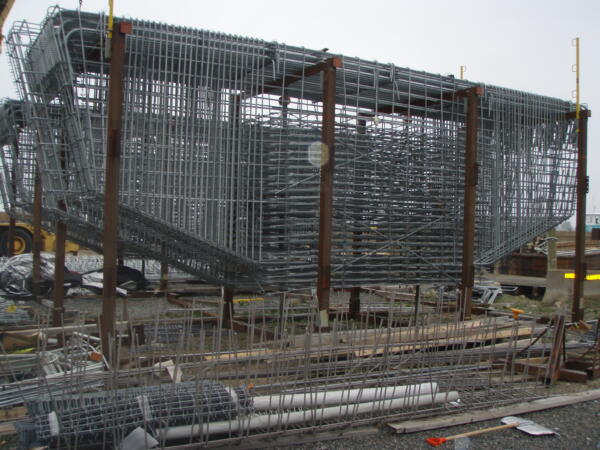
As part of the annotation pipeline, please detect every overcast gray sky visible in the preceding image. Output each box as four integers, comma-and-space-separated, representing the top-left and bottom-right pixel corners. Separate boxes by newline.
1, 0, 598, 214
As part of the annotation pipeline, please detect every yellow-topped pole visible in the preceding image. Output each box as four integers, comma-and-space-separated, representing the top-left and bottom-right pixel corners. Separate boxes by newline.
107, 0, 114, 39
574, 37, 580, 128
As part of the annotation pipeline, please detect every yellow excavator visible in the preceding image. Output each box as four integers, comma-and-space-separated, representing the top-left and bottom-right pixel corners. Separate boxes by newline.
0, 212, 80, 256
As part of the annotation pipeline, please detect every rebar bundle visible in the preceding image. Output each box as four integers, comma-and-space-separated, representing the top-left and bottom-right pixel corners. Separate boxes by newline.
22, 381, 250, 446
5, 8, 579, 289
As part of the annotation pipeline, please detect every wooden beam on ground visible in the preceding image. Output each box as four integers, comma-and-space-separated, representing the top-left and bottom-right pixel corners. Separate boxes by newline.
387, 388, 600, 433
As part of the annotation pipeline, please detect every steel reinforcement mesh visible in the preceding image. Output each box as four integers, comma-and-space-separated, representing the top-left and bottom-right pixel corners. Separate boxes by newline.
5, 7, 579, 289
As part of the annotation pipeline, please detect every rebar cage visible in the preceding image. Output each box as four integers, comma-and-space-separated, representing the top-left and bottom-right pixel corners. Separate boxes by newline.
5, 7, 579, 289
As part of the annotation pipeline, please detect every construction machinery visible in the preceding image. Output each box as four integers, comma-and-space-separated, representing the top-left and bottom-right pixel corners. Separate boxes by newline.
0, 211, 80, 256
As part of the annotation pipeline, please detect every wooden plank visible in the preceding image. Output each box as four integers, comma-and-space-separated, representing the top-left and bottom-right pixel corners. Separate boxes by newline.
0, 406, 26, 422
388, 388, 600, 433
354, 325, 539, 357
0, 422, 15, 436
3, 321, 129, 337
558, 368, 589, 383
290, 318, 514, 348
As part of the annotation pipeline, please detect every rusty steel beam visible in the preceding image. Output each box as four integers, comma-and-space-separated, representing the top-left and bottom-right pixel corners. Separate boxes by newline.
316, 59, 339, 330
572, 110, 591, 322
101, 22, 131, 364
32, 168, 42, 301
244, 57, 342, 99
458, 87, 481, 321
377, 86, 484, 116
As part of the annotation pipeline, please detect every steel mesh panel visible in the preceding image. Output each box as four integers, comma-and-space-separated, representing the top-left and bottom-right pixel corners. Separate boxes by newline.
5, 7, 579, 288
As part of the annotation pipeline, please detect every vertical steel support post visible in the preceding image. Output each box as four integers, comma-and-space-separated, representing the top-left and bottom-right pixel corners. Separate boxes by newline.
459, 87, 481, 321
52, 217, 67, 327
160, 243, 168, 291
222, 286, 234, 329
317, 58, 340, 330
52, 128, 68, 327
7, 137, 17, 257
101, 22, 130, 363
349, 116, 366, 320
414, 284, 421, 325
7, 216, 15, 257
572, 111, 590, 322
547, 314, 566, 384
32, 168, 42, 301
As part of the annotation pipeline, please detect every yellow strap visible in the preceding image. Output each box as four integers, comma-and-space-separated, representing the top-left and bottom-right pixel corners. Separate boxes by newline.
564, 273, 600, 281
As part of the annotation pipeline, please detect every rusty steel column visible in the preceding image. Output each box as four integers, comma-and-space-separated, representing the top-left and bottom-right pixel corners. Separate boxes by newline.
32, 168, 42, 301
572, 111, 590, 322
458, 87, 481, 321
7, 137, 17, 257
6, 216, 15, 257
317, 58, 341, 330
547, 314, 566, 384
160, 243, 169, 291
52, 214, 67, 327
349, 116, 366, 320
222, 286, 234, 329
414, 284, 421, 325
101, 22, 131, 363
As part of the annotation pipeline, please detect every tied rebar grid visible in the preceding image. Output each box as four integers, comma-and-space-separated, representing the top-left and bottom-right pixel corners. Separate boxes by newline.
0, 100, 36, 219
24, 381, 250, 446
6, 8, 579, 289
8, 299, 561, 448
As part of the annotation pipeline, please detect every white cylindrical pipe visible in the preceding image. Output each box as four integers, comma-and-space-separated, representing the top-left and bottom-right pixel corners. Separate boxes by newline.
252, 382, 438, 411
159, 390, 459, 441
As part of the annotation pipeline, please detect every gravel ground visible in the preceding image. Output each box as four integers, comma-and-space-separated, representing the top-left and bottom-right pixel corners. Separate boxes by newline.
284, 399, 600, 450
